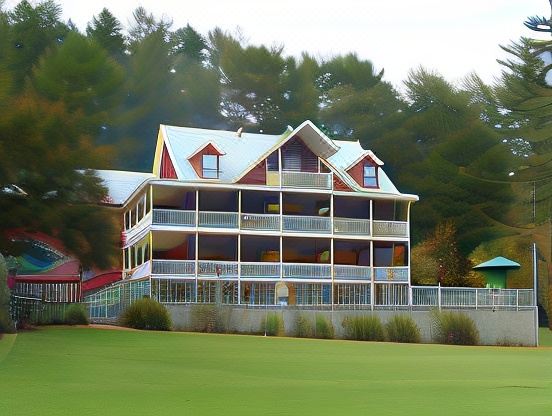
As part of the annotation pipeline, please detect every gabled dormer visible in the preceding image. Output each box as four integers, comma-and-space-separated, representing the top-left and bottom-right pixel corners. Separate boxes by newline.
187, 142, 226, 179
345, 151, 383, 189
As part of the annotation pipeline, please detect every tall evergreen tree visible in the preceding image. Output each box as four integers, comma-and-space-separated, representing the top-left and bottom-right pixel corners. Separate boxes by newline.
7, 0, 68, 90
86, 8, 126, 57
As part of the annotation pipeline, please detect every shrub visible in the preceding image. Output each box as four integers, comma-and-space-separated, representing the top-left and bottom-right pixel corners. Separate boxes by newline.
315, 315, 334, 339
262, 313, 283, 336
295, 314, 313, 338
0, 309, 15, 334
120, 297, 171, 331
385, 314, 420, 343
431, 310, 479, 345
342, 315, 385, 341
190, 304, 217, 332
64, 304, 89, 325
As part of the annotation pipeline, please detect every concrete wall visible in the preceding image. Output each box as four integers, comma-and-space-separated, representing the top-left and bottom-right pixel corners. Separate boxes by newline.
166, 305, 538, 346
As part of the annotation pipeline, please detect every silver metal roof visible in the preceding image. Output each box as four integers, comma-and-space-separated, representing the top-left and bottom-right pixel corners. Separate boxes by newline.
95, 170, 154, 205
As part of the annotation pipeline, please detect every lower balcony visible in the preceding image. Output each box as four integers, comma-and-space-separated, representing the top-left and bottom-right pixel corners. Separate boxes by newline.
283, 263, 331, 279
240, 262, 280, 278
152, 259, 195, 276
374, 267, 409, 282
334, 265, 371, 280
198, 260, 238, 278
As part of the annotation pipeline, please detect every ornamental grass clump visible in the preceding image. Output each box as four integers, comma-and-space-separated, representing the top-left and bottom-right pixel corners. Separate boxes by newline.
385, 314, 420, 343
64, 304, 89, 325
295, 314, 314, 338
262, 313, 283, 336
342, 315, 385, 341
314, 315, 334, 339
431, 310, 479, 345
120, 297, 172, 331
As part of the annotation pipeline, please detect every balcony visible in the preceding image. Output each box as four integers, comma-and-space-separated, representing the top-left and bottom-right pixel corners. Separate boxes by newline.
333, 218, 371, 235
197, 260, 238, 278
282, 215, 331, 233
152, 209, 195, 227
372, 221, 408, 237
240, 214, 280, 231
281, 171, 332, 190
198, 212, 239, 229
334, 265, 371, 280
152, 259, 195, 276
240, 262, 280, 278
374, 267, 409, 282
283, 263, 331, 279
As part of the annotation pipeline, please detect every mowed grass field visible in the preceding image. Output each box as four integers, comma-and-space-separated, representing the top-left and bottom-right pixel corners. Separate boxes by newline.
0, 328, 551, 416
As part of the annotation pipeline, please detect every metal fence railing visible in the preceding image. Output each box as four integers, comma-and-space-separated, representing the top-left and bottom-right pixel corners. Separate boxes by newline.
82, 280, 536, 321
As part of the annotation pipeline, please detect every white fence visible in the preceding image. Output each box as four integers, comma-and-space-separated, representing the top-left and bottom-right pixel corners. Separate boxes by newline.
282, 215, 331, 233
411, 286, 534, 310
281, 171, 332, 189
152, 209, 195, 226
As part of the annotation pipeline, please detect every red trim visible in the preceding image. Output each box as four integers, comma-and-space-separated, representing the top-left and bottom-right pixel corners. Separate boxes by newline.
82, 271, 122, 292
15, 276, 80, 283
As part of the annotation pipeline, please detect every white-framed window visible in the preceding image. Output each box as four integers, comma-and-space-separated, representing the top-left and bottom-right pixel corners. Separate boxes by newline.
202, 154, 219, 178
363, 165, 377, 187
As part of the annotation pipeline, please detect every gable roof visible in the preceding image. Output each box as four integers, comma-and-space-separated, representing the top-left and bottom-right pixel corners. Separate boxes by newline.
150, 120, 417, 200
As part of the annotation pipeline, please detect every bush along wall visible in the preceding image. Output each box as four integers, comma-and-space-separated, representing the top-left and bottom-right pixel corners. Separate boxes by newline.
120, 297, 172, 331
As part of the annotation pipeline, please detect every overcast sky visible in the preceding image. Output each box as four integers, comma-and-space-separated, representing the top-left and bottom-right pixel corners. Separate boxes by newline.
4, 0, 551, 89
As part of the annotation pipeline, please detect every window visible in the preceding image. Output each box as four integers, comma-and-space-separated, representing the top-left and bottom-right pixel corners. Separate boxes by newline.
363, 164, 377, 187
202, 154, 219, 178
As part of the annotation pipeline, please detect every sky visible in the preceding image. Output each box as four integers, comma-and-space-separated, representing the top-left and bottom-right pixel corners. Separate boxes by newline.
4, 0, 551, 90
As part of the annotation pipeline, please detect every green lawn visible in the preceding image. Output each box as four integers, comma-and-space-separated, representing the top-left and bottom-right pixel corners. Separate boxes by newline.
0, 327, 551, 416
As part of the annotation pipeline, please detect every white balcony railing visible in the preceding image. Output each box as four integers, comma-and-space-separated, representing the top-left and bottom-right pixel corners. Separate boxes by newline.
152, 209, 195, 227
152, 259, 195, 276
197, 261, 238, 277
240, 214, 280, 231
240, 262, 280, 278
198, 212, 239, 229
333, 217, 371, 235
372, 221, 408, 237
281, 171, 332, 189
334, 265, 371, 280
283, 263, 331, 279
374, 267, 409, 282
282, 215, 331, 233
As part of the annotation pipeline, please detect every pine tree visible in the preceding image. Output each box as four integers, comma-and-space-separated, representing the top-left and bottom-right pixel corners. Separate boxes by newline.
86, 8, 126, 57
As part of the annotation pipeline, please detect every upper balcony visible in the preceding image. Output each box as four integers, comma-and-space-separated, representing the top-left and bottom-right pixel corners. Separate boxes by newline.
281, 171, 332, 190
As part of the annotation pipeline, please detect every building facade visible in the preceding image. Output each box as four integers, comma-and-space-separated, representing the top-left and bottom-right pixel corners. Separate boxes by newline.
104, 120, 419, 308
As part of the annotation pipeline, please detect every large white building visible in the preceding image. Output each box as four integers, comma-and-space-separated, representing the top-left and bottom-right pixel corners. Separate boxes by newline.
100, 120, 418, 307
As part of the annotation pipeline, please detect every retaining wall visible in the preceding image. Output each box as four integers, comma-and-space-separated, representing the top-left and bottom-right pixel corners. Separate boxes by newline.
166, 305, 538, 346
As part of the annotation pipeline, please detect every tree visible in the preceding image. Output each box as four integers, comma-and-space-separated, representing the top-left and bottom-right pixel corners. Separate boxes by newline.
0, 92, 119, 269
170, 24, 207, 61
411, 222, 481, 287
127, 6, 172, 48
31, 32, 124, 138
86, 8, 125, 57
7, 0, 68, 90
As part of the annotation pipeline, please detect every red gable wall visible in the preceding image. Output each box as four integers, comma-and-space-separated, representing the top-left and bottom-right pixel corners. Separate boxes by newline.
238, 160, 266, 185
347, 155, 379, 189
160, 144, 177, 179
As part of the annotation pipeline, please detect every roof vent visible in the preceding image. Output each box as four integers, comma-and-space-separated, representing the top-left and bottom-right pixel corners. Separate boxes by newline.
236, 127, 243, 137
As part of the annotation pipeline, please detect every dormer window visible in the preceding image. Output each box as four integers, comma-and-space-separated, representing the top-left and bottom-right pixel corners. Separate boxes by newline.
202, 154, 219, 178
363, 164, 377, 187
